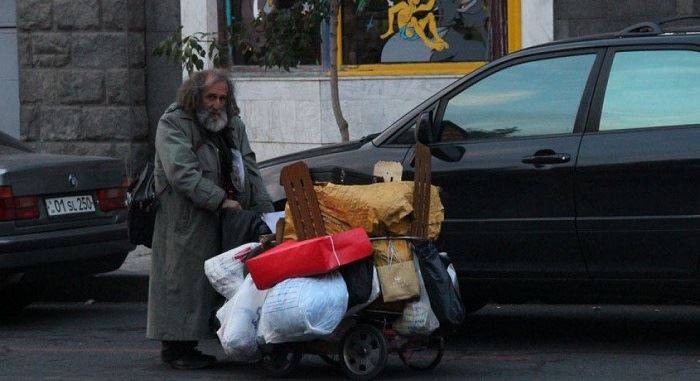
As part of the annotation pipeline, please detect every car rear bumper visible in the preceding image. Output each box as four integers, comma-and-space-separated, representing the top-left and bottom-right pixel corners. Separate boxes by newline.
0, 223, 134, 274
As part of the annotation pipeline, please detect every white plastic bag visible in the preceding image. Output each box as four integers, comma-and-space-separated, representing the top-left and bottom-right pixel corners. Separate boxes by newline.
440, 251, 460, 295
216, 275, 269, 361
345, 266, 381, 316
258, 271, 348, 344
205, 242, 259, 299
393, 255, 440, 336
446, 263, 461, 298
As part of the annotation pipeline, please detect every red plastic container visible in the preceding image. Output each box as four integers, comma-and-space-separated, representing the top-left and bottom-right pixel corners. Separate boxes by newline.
246, 227, 373, 289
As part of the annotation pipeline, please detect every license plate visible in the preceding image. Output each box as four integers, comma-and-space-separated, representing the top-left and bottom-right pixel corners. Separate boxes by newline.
45, 195, 96, 216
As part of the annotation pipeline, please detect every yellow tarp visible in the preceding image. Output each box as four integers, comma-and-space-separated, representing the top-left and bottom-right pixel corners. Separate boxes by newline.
284, 181, 444, 240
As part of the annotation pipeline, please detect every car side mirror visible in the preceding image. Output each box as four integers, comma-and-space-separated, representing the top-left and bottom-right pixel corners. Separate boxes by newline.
431, 145, 465, 163
415, 113, 433, 145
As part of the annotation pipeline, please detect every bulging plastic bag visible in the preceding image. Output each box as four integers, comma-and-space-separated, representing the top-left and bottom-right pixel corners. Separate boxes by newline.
216, 275, 269, 361
205, 242, 260, 299
258, 272, 348, 344
393, 255, 440, 336
415, 241, 465, 328
439, 251, 461, 298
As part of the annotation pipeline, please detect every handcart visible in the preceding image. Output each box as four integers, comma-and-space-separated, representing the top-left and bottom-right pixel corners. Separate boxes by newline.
256, 143, 446, 380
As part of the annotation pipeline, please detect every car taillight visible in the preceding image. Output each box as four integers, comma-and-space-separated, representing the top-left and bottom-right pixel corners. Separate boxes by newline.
96, 177, 128, 212
0, 186, 39, 221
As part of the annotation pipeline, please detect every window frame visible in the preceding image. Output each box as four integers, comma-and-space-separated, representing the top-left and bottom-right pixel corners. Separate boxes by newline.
586, 45, 700, 135
430, 49, 605, 145
379, 48, 605, 147
336, 0, 522, 77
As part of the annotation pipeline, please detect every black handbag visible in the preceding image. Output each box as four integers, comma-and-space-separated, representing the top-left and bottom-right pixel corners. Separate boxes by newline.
126, 162, 168, 248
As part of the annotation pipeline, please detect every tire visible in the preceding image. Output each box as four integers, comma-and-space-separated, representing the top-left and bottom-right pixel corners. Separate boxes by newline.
398, 334, 444, 371
339, 324, 388, 381
259, 346, 302, 377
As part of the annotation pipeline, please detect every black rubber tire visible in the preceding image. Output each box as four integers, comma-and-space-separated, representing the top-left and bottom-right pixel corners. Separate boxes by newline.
259, 347, 302, 377
339, 324, 388, 381
398, 334, 444, 371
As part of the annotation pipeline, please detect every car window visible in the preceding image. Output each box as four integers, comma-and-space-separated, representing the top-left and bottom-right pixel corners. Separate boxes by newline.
392, 126, 416, 145
439, 54, 596, 142
599, 50, 700, 131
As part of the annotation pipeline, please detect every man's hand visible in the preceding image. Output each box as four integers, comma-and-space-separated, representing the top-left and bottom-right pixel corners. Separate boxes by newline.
221, 199, 242, 210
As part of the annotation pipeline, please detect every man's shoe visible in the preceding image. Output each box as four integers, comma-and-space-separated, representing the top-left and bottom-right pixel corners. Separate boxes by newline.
188, 348, 217, 363
166, 352, 216, 370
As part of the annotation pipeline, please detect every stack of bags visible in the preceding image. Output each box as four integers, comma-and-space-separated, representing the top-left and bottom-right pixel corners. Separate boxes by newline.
204, 180, 464, 362
205, 228, 379, 362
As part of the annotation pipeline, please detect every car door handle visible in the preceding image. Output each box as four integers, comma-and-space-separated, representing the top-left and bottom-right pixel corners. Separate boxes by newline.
522, 151, 571, 165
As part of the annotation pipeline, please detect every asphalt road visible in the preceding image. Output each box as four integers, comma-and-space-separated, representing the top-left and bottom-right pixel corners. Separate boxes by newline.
1, 303, 699, 380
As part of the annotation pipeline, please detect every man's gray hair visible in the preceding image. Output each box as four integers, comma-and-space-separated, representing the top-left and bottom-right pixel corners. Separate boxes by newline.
176, 69, 240, 118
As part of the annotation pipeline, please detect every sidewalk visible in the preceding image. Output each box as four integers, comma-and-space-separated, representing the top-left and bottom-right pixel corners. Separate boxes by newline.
38, 246, 152, 303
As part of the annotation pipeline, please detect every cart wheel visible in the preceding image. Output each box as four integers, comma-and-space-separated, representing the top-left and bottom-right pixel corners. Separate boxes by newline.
398, 334, 444, 371
260, 347, 302, 377
339, 324, 388, 381
318, 354, 340, 367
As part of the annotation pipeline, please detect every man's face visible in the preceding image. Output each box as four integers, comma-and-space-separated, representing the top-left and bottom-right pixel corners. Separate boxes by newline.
202, 80, 229, 114
198, 79, 230, 132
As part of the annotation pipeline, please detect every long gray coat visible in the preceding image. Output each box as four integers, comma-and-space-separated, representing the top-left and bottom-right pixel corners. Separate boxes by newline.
146, 104, 272, 341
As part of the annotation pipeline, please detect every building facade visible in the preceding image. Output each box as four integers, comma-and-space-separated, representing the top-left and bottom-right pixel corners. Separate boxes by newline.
5, 0, 181, 174
5, 0, 699, 168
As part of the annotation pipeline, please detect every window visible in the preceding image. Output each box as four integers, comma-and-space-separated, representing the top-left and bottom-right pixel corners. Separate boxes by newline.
341, 0, 506, 65
439, 54, 596, 142
338, 0, 519, 75
599, 50, 700, 131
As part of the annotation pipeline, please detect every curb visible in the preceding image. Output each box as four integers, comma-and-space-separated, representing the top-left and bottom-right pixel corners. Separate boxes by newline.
37, 273, 149, 303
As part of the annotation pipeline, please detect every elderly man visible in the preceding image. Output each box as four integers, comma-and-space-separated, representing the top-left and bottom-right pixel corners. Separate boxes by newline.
147, 69, 273, 369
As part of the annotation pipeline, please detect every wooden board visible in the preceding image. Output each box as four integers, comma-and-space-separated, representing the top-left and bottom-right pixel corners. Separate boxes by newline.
410, 143, 431, 239
279, 161, 327, 240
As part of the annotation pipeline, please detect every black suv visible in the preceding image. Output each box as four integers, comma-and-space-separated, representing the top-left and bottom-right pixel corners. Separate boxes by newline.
260, 18, 700, 308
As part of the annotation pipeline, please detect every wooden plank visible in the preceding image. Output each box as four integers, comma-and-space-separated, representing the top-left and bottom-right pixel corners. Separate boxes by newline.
279, 161, 327, 240
410, 143, 431, 239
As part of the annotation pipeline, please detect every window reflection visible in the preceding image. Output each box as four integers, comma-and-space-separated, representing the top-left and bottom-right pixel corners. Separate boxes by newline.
342, 0, 505, 65
440, 54, 596, 142
600, 50, 700, 131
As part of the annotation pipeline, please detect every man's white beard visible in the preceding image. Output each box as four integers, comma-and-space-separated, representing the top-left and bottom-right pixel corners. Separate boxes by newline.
197, 108, 228, 132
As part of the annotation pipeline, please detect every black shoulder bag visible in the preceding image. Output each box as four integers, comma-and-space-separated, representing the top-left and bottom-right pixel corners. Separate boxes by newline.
126, 162, 169, 248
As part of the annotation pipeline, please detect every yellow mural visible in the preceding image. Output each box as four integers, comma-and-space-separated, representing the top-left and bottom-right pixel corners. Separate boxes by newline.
380, 0, 450, 52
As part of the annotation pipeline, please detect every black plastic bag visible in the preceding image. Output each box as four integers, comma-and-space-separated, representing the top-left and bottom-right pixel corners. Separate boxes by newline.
413, 240, 465, 327
340, 258, 374, 309
126, 162, 167, 248
221, 208, 272, 252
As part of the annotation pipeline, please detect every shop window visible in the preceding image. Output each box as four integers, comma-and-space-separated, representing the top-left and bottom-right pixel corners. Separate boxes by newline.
339, 0, 517, 75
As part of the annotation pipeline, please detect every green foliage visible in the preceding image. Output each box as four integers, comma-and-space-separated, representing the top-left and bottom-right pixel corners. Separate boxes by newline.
153, 0, 328, 73
152, 26, 225, 75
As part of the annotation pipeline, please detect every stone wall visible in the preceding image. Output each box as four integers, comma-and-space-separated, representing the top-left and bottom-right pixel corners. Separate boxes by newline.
16, 0, 149, 175
554, 0, 700, 39
145, 0, 181, 149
